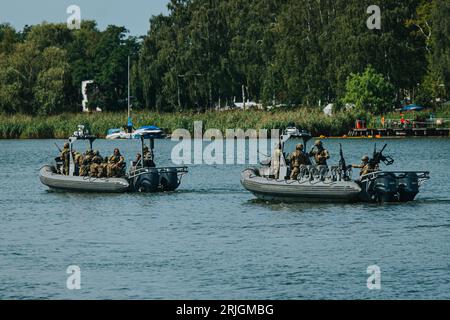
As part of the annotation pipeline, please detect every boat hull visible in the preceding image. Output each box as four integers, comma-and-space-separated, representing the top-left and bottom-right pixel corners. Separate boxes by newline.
39, 165, 130, 193
241, 169, 362, 203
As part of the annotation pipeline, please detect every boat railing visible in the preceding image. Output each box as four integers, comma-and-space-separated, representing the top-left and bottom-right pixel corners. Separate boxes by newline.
256, 164, 351, 183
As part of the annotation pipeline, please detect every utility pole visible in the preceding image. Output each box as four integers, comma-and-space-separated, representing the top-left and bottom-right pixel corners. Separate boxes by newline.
177, 74, 183, 110
128, 55, 131, 119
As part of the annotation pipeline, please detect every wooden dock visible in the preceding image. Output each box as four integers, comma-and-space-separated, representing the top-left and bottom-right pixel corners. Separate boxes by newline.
348, 127, 450, 137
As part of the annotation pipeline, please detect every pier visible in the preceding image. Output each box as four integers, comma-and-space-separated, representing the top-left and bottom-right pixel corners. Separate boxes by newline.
348, 118, 450, 137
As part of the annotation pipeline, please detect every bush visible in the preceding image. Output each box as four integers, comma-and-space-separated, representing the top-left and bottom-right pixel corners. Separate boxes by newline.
342, 66, 395, 115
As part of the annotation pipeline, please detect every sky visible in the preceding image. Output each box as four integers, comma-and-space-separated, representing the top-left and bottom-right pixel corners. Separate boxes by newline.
0, 0, 169, 36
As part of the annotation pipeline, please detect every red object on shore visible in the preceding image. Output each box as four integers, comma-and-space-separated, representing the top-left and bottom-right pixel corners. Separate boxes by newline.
355, 120, 366, 129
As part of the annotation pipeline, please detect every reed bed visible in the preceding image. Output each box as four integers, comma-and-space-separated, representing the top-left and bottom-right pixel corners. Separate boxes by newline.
0, 109, 370, 139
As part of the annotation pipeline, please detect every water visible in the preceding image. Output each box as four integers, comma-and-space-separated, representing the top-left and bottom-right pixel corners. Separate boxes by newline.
0, 138, 450, 299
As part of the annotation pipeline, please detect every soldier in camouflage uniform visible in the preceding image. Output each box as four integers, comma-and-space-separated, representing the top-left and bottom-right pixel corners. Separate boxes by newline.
309, 140, 330, 166
90, 150, 104, 178
290, 144, 309, 180
60, 143, 70, 175
74, 152, 83, 176
107, 148, 125, 177
352, 155, 375, 176
79, 149, 93, 177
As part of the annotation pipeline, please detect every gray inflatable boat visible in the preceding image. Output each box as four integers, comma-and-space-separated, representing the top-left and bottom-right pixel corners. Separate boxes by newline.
241, 167, 361, 203
40, 165, 130, 193
241, 129, 430, 203
40, 125, 188, 194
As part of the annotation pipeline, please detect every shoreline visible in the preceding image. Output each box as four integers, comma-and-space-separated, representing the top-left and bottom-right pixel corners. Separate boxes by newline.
1, 109, 448, 140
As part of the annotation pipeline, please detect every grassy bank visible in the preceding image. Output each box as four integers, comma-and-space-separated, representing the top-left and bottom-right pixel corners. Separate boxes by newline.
2, 108, 449, 139
0, 109, 368, 139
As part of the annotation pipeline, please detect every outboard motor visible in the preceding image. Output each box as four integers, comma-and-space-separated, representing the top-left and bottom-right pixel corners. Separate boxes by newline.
159, 168, 180, 191
373, 172, 398, 202
397, 173, 419, 202
133, 169, 160, 192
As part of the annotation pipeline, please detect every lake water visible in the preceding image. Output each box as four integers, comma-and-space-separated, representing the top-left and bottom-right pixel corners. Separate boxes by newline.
0, 137, 449, 299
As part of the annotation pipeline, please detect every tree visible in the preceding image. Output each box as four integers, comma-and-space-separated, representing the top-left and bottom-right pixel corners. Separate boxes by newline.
430, 0, 450, 99
0, 23, 19, 55
0, 42, 41, 113
342, 66, 395, 114
33, 47, 70, 115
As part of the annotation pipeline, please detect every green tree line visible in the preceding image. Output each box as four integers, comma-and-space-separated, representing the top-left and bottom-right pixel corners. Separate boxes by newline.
0, 0, 449, 116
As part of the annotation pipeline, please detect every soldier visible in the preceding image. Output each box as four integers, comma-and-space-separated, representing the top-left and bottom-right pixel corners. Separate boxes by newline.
271, 143, 282, 179
133, 153, 142, 169
79, 149, 93, 177
290, 144, 309, 180
143, 146, 156, 168
90, 150, 104, 178
74, 152, 83, 176
309, 140, 330, 166
352, 155, 375, 176
60, 142, 70, 175
107, 148, 125, 177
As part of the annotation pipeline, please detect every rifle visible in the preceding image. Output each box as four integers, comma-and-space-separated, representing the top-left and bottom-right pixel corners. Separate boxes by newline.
54, 143, 62, 153
339, 143, 350, 181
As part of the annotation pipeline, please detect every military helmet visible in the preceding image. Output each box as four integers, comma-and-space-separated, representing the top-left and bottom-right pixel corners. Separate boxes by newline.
362, 155, 369, 162
296, 144, 304, 151
64, 142, 69, 149
315, 140, 322, 147
94, 150, 100, 156
143, 146, 149, 152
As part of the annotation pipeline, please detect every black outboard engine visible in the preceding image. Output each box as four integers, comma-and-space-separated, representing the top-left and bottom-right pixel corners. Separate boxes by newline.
159, 168, 180, 191
397, 173, 419, 202
373, 172, 398, 202
133, 169, 160, 192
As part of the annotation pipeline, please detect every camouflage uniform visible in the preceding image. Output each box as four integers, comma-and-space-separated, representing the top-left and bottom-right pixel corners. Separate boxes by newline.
74, 152, 83, 176
353, 155, 375, 176
309, 140, 330, 166
107, 149, 125, 177
79, 150, 93, 177
90, 151, 104, 178
290, 144, 309, 180
60, 143, 70, 175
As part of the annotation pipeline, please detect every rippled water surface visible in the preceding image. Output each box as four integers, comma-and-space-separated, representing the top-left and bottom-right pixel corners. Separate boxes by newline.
0, 138, 449, 299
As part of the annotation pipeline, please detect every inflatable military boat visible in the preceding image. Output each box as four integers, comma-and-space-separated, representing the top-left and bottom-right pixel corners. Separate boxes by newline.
241, 131, 430, 203
40, 125, 187, 193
